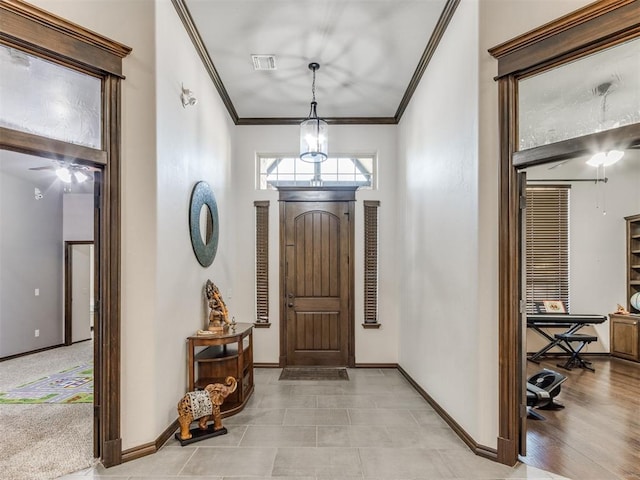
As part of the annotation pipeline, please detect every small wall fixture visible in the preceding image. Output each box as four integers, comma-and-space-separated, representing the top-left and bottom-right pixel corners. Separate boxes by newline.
300, 62, 328, 162
181, 85, 197, 108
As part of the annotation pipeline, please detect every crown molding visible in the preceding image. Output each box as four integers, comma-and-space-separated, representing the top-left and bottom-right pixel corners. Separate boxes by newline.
236, 116, 397, 126
394, 0, 461, 122
489, 0, 640, 78
171, 0, 239, 124
172, 0, 459, 126
0, 0, 131, 76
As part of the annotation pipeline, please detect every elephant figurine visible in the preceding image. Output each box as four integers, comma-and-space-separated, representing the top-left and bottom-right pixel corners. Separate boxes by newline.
177, 376, 237, 440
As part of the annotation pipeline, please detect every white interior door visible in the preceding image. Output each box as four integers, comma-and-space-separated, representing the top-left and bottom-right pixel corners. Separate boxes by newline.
71, 243, 93, 343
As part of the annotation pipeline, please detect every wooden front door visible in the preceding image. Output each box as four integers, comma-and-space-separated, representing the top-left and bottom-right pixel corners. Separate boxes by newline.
279, 188, 355, 367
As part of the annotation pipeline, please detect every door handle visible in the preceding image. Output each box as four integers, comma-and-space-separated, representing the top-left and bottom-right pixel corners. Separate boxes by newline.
288, 303, 294, 308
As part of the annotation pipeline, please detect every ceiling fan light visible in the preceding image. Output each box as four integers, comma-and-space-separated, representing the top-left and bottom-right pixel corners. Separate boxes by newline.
587, 150, 624, 167
74, 170, 89, 183
604, 149, 624, 166
586, 152, 606, 167
55, 167, 72, 183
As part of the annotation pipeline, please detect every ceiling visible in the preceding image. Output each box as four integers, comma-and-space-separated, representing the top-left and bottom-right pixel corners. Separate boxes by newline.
179, 1, 640, 130
179, 0, 452, 123
3, 2, 638, 164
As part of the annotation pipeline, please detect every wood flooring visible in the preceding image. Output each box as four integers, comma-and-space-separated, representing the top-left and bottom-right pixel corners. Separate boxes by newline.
522, 356, 640, 480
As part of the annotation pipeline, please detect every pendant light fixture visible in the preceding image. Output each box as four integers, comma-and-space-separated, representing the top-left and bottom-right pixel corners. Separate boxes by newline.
300, 62, 328, 162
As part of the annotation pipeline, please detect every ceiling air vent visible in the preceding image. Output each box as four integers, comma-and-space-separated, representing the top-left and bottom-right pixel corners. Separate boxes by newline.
252, 55, 277, 71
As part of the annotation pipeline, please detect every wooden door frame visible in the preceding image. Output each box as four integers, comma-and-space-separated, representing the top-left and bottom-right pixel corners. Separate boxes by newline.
488, 0, 640, 466
64, 241, 94, 346
0, 0, 131, 467
278, 187, 356, 367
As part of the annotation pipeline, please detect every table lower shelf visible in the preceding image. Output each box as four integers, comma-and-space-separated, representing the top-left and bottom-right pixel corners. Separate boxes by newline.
193, 380, 254, 416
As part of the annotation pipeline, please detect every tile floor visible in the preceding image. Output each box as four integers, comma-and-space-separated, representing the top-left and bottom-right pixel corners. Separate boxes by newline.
59, 368, 569, 480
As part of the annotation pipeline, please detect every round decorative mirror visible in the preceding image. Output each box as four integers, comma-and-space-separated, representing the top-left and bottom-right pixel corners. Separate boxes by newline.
189, 181, 219, 267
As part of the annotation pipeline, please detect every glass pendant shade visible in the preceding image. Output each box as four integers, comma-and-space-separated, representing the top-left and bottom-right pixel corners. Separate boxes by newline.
56, 167, 72, 183
300, 112, 328, 162
300, 62, 328, 162
74, 170, 89, 183
55, 166, 90, 183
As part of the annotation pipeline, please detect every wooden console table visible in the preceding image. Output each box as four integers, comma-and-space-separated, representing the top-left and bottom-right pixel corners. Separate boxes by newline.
186, 323, 254, 415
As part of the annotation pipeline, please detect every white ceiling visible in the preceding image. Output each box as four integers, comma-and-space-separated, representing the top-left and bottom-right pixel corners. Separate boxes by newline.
2, 2, 638, 173
183, 0, 448, 121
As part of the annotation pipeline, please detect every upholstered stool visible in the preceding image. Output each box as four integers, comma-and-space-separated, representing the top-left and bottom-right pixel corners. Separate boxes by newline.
554, 333, 598, 372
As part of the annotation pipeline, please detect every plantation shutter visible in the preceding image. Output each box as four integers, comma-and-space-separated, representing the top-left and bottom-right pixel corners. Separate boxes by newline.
525, 186, 570, 314
363, 201, 380, 327
255, 201, 270, 325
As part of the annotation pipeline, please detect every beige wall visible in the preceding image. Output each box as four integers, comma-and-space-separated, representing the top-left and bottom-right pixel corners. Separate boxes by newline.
474, 0, 594, 444
478, 0, 605, 368
24, 0, 603, 455
232, 124, 399, 365
525, 151, 640, 353
154, 0, 235, 435
28, 0, 161, 447
397, 0, 484, 444
395, 0, 595, 449
0, 158, 64, 356
27, 0, 234, 449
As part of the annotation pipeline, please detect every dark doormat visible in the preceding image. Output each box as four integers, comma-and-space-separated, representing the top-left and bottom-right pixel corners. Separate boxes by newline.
279, 367, 349, 381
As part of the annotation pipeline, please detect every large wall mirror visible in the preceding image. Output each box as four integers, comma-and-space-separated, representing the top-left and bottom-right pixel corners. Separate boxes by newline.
189, 181, 219, 267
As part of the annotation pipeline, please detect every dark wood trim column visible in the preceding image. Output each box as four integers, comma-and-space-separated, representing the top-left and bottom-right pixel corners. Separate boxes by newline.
99, 74, 124, 467
0, 0, 131, 467
489, 0, 640, 467
496, 75, 520, 466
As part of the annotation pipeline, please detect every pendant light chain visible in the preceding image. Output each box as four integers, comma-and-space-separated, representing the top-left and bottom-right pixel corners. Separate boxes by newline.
312, 66, 317, 104
308, 63, 319, 119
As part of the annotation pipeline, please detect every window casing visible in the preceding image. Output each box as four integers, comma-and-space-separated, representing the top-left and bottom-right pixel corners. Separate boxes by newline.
525, 186, 570, 314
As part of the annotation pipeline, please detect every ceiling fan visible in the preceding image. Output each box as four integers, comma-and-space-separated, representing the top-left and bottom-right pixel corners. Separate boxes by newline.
29, 162, 97, 184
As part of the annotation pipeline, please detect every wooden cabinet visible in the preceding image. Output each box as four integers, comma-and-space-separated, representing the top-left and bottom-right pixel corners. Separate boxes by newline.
627, 214, 640, 314
610, 314, 639, 361
186, 323, 254, 415
610, 215, 640, 362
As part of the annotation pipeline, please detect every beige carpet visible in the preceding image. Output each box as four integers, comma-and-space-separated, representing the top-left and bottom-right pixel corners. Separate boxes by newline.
0, 343, 95, 479
0, 403, 95, 479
